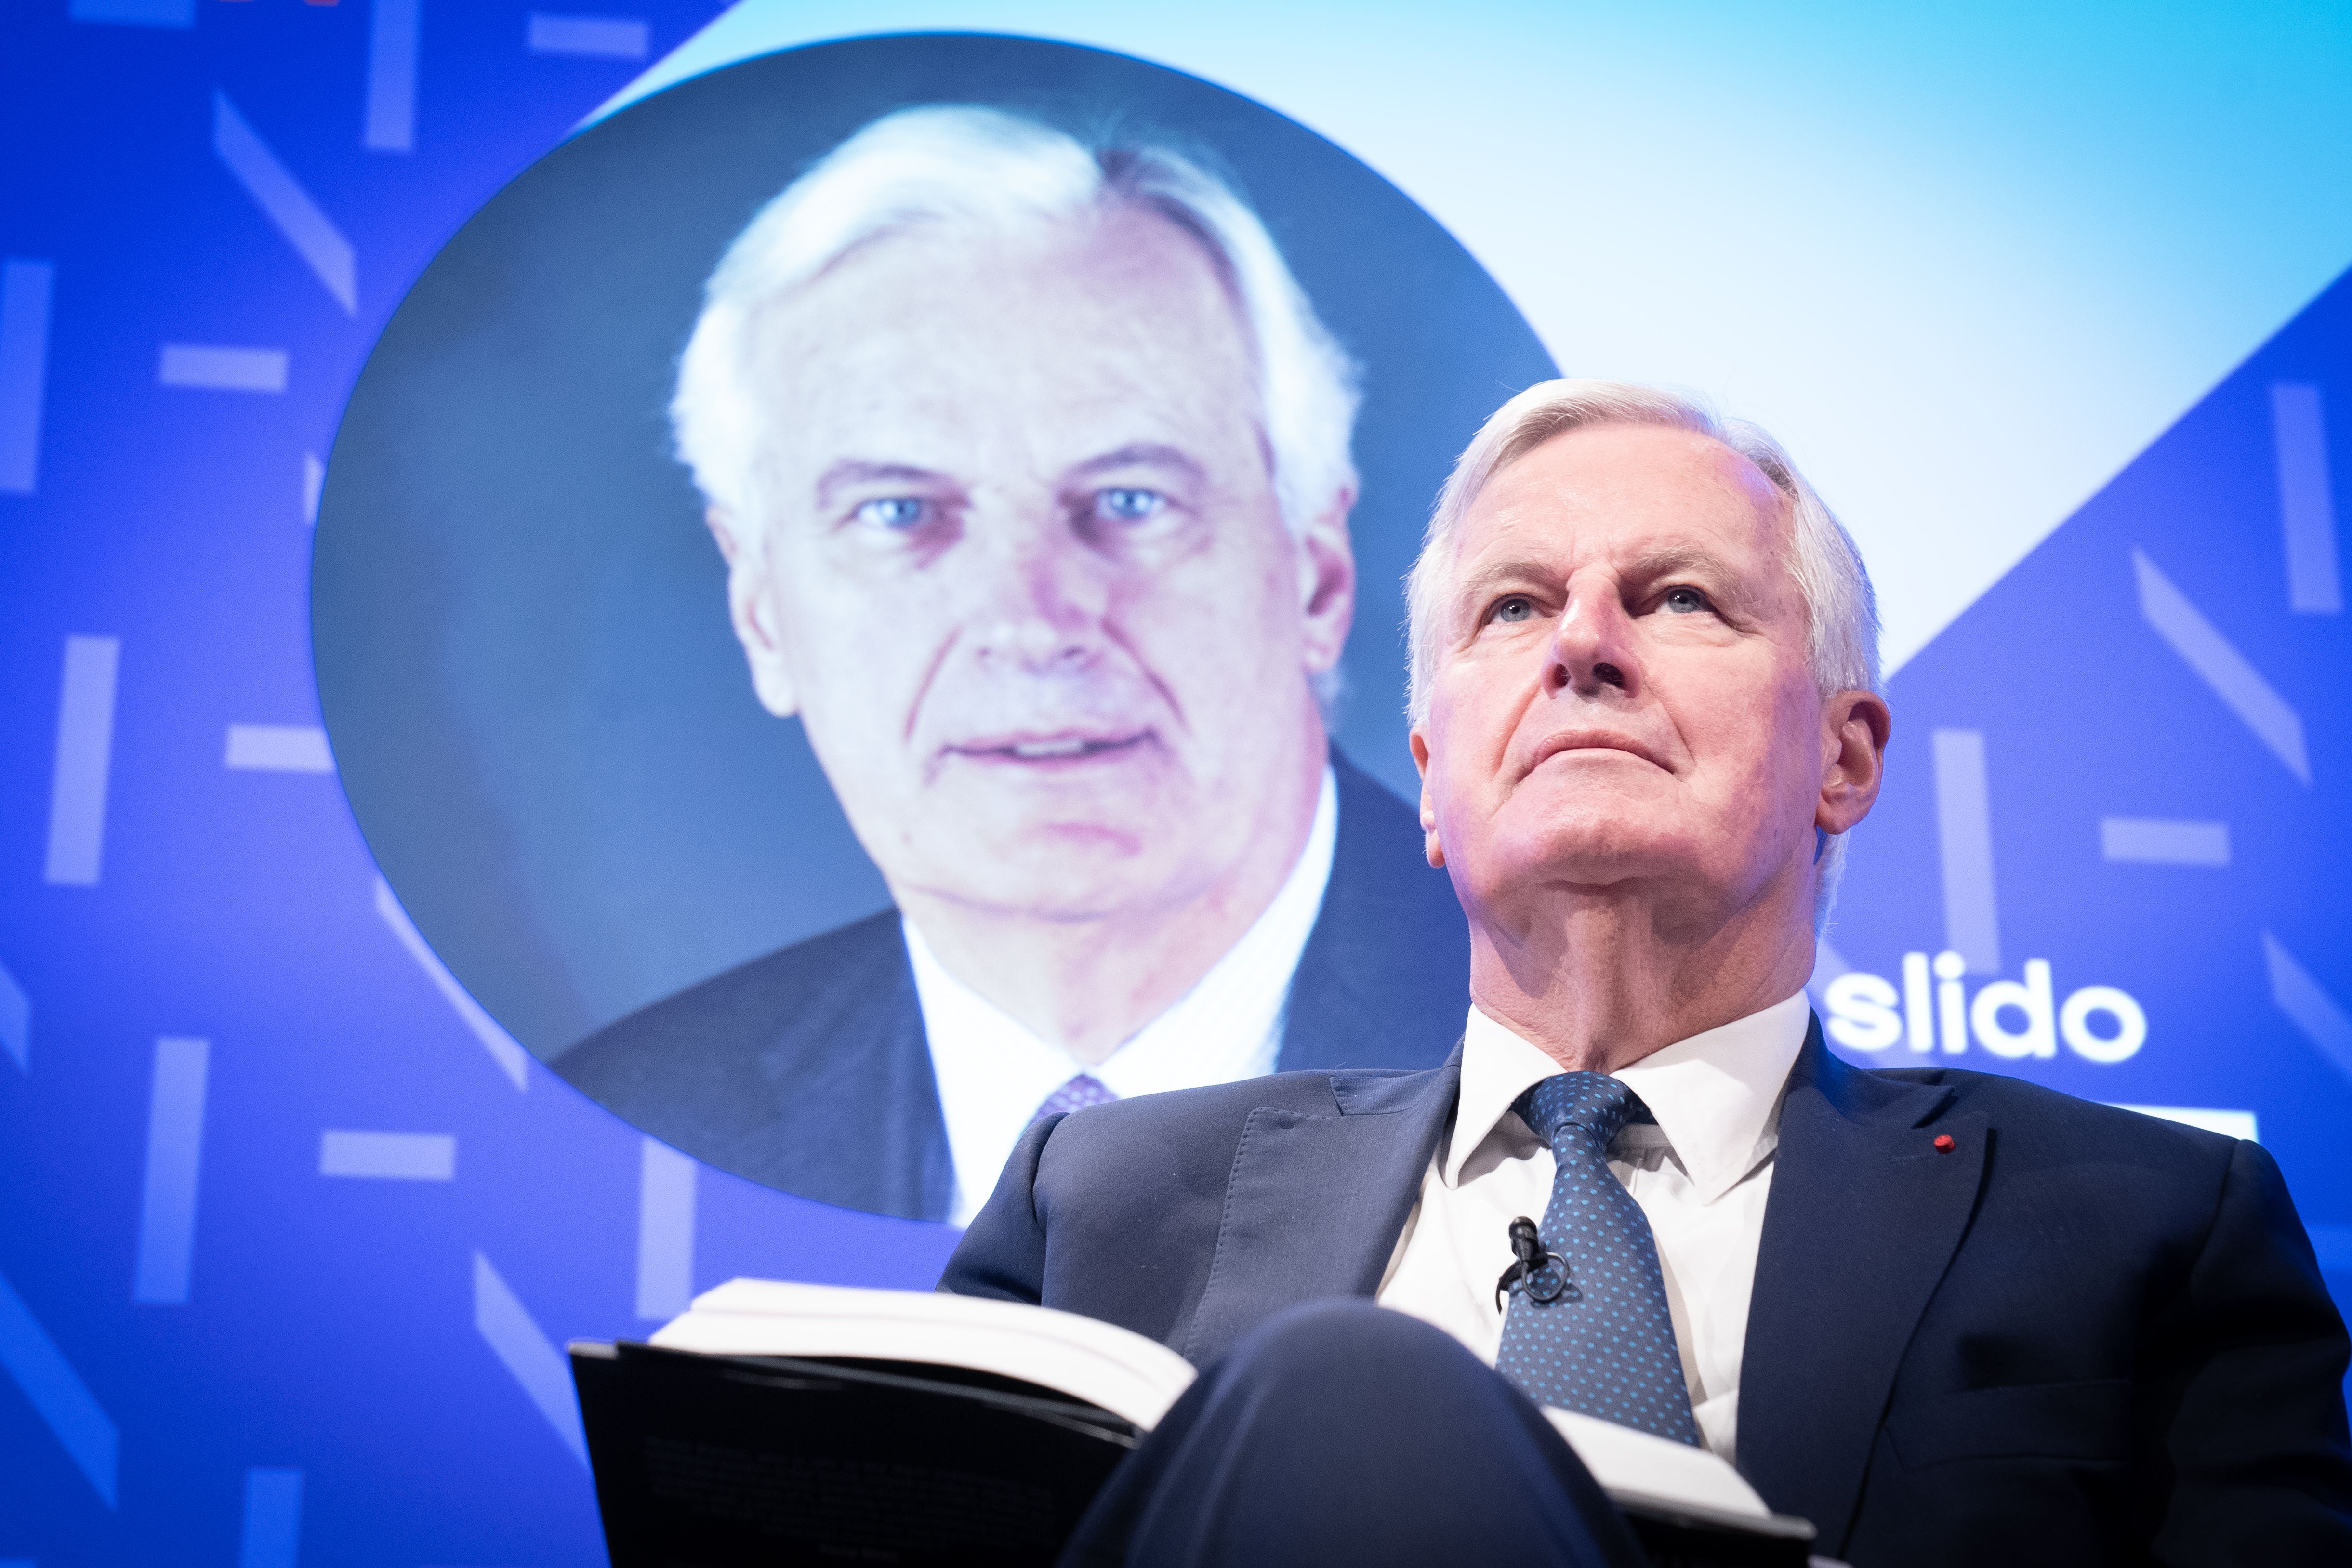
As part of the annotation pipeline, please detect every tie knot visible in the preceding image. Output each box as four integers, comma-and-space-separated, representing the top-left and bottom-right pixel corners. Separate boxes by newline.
1030, 1072, 1117, 1127
1512, 1072, 1652, 1151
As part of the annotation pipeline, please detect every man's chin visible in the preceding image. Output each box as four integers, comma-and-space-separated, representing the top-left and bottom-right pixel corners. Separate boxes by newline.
1480, 807, 1692, 889
915, 801, 1164, 870
899, 859, 1189, 927
883, 804, 1220, 924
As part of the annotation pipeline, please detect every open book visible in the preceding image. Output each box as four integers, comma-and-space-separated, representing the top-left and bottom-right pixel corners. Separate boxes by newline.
572, 1278, 1822, 1567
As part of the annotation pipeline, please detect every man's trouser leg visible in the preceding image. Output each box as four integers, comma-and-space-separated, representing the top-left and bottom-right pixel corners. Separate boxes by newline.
1058, 1298, 1649, 1568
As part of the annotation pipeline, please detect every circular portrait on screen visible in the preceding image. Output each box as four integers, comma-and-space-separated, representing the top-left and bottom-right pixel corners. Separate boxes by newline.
315, 32, 1556, 1224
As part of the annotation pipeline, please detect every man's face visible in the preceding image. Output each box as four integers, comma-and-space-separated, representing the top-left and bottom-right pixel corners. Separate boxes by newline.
715, 208, 1353, 922
1411, 423, 1878, 939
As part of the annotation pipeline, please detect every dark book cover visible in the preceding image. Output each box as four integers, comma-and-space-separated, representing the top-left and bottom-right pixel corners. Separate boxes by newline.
574, 1342, 1136, 1567
572, 1340, 1818, 1568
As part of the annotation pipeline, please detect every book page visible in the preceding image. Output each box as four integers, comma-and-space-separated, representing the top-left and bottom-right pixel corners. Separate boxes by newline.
650, 1279, 1198, 1430
1543, 1409, 1771, 1520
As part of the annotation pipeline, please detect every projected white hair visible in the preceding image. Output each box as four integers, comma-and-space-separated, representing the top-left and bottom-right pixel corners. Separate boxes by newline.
1403, 379, 1883, 929
671, 105, 1362, 539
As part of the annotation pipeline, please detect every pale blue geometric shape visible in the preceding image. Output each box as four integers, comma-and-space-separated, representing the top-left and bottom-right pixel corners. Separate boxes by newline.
528, 13, 650, 59
0, 259, 54, 494
472, 1252, 587, 1466
2263, 931, 2352, 1086
224, 725, 334, 773
2272, 382, 2343, 613
2099, 817, 2231, 866
237, 1468, 303, 1568
2133, 548, 2312, 783
302, 453, 323, 526
0, 1265, 119, 1506
158, 343, 287, 394
373, 880, 530, 1090
69, 0, 193, 26
364, 0, 421, 153
0, 957, 25, 1072
42, 635, 119, 887
2312, 1224, 2352, 1275
212, 93, 357, 315
635, 1139, 696, 1321
318, 1131, 455, 1181
134, 1037, 211, 1304
1930, 728, 2001, 973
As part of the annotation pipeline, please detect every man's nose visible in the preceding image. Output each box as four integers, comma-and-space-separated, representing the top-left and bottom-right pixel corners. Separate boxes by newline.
965, 517, 1112, 674
1546, 590, 1637, 698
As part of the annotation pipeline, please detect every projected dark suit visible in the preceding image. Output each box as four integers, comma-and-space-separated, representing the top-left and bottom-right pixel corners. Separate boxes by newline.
553, 752, 1470, 1222
942, 1017, 2352, 1565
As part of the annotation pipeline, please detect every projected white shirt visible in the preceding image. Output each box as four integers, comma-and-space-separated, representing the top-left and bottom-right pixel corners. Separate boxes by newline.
909, 765, 1340, 1228
1376, 991, 1812, 1462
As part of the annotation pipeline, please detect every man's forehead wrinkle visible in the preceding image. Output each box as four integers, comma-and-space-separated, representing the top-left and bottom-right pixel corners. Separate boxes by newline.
765, 206, 1248, 361
1452, 528, 1749, 591
813, 459, 955, 505
779, 287, 1250, 432
1453, 553, 1561, 605
1620, 540, 1748, 587
750, 196, 1269, 546
1066, 442, 1210, 484
806, 444, 1211, 504
1493, 423, 1779, 520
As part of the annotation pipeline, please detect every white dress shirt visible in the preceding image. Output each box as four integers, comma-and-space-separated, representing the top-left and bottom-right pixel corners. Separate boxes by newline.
1376, 990, 1812, 1461
912, 766, 1339, 1226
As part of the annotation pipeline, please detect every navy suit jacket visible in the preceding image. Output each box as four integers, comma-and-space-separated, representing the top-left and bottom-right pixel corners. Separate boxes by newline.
941, 1019, 2352, 1565
551, 752, 1469, 1222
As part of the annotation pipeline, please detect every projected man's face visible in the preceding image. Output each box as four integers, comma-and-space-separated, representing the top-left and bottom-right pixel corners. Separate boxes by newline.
711, 208, 1355, 924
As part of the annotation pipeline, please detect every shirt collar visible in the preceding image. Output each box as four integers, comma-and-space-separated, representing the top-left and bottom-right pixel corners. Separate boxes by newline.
1094, 761, 1337, 1099
1448, 989, 1812, 1203
908, 764, 1338, 1225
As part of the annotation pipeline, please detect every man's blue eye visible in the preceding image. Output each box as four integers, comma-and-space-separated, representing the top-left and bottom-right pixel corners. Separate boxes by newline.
1095, 488, 1165, 524
1662, 586, 1711, 614
1494, 596, 1535, 623
855, 497, 928, 530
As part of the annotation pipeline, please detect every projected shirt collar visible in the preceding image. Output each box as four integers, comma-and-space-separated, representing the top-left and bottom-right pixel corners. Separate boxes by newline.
910, 764, 1339, 1228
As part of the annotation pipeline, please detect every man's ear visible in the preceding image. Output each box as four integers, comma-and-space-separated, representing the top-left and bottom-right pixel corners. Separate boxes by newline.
1816, 687, 1891, 836
1409, 726, 1445, 869
1294, 485, 1357, 676
710, 505, 799, 719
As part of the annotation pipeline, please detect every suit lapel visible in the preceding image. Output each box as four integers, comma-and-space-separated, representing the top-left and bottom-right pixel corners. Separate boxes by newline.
1277, 751, 1473, 1073
1180, 1057, 1459, 1366
763, 915, 954, 1224
1737, 1021, 1988, 1551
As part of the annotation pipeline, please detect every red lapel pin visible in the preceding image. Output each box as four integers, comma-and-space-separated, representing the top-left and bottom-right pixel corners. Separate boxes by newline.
1933, 1134, 1956, 1152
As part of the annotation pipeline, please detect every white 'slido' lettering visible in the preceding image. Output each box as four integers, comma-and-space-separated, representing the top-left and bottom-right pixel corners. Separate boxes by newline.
1824, 953, 2146, 1064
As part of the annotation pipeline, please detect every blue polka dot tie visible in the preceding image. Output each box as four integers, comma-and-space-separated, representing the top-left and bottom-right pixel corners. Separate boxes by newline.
1028, 1072, 1117, 1127
1495, 1073, 1702, 1446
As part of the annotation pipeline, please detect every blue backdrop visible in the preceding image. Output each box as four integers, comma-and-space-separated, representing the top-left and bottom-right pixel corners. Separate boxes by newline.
3, 4, 2347, 1566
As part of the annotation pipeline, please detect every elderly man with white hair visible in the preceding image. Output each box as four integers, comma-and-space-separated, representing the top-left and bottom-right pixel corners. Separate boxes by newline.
555, 106, 1472, 1223
943, 380, 2352, 1566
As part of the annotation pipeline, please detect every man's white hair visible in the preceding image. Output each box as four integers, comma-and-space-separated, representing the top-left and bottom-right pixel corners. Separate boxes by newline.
1403, 379, 1883, 929
670, 105, 1362, 539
